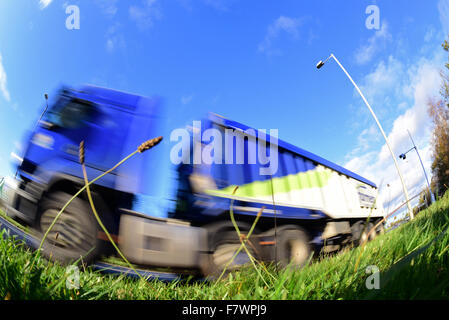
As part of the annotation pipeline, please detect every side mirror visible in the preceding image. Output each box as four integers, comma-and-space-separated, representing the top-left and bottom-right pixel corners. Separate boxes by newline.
39, 120, 55, 130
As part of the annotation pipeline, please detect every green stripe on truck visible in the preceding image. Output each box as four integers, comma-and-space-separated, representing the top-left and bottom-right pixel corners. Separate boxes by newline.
206, 169, 333, 198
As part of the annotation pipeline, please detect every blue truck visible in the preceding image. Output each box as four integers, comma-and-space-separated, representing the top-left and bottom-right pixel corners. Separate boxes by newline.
1, 85, 385, 276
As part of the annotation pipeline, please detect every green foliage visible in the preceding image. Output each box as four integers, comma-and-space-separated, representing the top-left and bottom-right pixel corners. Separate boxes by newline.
442, 39, 449, 103
428, 36, 449, 198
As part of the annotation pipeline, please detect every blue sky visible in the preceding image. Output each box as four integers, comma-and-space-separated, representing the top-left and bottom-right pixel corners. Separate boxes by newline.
1, 0, 448, 218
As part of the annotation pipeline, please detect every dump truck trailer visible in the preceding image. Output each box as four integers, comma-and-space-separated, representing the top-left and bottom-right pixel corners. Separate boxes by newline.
0, 85, 385, 276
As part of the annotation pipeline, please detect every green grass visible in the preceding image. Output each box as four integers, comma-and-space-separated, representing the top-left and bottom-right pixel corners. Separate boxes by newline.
1, 191, 449, 300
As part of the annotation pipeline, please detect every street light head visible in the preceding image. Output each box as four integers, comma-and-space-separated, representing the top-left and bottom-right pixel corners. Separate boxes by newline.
399, 154, 406, 160
316, 60, 325, 69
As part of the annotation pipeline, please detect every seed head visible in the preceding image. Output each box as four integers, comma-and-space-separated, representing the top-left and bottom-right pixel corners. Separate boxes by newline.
257, 206, 265, 218
79, 141, 85, 165
138, 136, 163, 153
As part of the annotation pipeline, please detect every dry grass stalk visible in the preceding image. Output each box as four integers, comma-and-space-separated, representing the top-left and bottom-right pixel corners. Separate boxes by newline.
216, 187, 269, 285
31, 136, 163, 288
79, 141, 154, 289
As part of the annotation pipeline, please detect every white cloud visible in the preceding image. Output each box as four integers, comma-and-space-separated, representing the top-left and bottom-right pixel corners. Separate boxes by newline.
129, 0, 162, 30
424, 26, 436, 43
258, 16, 302, 55
105, 23, 125, 53
39, 0, 53, 10
360, 55, 405, 106
438, 0, 449, 36
355, 21, 392, 65
0, 54, 11, 102
13, 141, 22, 152
378, 61, 441, 163
181, 94, 194, 105
346, 56, 407, 134
203, 0, 234, 11
344, 125, 379, 162
344, 55, 443, 214
95, 0, 118, 17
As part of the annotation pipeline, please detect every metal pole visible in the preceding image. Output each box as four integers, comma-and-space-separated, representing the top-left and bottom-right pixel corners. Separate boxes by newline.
386, 183, 391, 214
407, 130, 435, 203
328, 54, 414, 219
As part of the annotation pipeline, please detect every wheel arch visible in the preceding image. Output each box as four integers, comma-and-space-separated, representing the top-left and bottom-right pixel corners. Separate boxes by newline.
38, 174, 120, 234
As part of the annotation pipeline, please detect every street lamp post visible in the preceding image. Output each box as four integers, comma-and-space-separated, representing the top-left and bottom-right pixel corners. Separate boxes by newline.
386, 183, 392, 214
399, 129, 435, 204
316, 53, 414, 219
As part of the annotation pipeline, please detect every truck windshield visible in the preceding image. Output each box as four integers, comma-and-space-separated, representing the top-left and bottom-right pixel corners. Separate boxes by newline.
43, 97, 95, 129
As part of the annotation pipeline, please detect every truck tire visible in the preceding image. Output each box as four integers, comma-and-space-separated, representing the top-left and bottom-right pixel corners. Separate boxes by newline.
201, 230, 260, 279
274, 226, 311, 270
351, 221, 376, 245
38, 191, 101, 265
375, 219, 385, 235
366, 222, 376, 241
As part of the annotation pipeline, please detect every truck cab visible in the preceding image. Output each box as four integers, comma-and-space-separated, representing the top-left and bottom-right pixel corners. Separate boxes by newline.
6, 85, 169, 264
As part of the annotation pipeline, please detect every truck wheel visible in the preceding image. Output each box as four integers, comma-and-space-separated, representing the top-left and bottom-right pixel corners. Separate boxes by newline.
274, 227, 311, 270
351, 221, 374, 246
375, 219, 385, 235
38, 192, 101, 265
366, 222, 376, 241
201, 231, 260, 279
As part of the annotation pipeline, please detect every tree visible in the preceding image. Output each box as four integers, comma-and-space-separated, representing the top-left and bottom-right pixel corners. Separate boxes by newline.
428, 98, 449, 197
442, 39, 449, 103
428, 37, 449, 198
